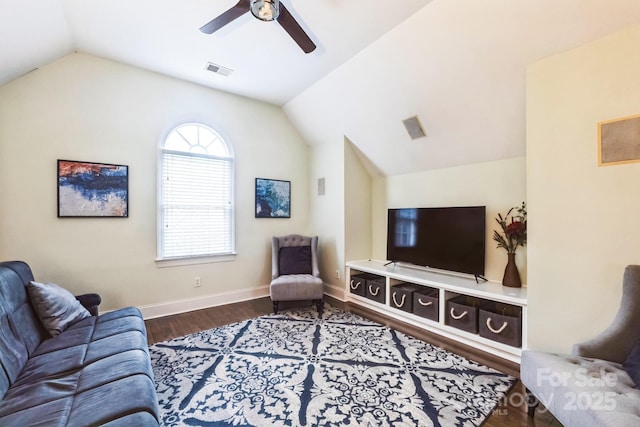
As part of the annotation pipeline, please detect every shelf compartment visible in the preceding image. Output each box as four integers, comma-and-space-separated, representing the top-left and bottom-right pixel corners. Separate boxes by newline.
349, 273, 369, 297
364, 275, 385, 304
412, 287, 439, 321
390, 283, 420, 313
479, 302, 523, 348
445, 295, 487, 334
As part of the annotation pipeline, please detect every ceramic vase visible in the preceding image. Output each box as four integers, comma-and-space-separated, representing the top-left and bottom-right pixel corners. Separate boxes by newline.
502, 252, 521, 288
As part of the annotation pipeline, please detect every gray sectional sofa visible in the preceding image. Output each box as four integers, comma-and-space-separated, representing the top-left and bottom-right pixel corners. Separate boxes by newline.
0, 261, 159, 426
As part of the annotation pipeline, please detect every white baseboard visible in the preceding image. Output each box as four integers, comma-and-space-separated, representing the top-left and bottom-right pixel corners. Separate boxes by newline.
137, 283, 342, 320
139, 285, 270, 320
324, 283, 347, 302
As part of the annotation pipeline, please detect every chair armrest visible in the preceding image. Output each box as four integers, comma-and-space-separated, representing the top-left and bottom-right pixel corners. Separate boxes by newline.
572, 330, 628, 362
75, 293, 102, 316
573, 265, 640, 363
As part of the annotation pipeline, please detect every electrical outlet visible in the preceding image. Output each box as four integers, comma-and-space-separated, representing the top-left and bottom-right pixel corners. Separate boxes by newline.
335, 269, 340, 279
194, 276, 201, 287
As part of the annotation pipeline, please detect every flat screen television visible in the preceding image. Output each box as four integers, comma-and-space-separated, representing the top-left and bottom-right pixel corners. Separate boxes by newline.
386, 206, 486, 276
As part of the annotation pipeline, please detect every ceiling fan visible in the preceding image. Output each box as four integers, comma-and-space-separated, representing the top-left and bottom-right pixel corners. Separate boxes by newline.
200, 0, 316, 54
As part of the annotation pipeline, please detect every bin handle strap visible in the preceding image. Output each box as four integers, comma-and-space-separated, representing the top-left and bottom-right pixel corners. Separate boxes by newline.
417, 298, 433, 307
350, 280, 361, 290
392, 292, 406, 307
486, 318, 508, 334
369, 285, 380, 296
450, 308, 468, 320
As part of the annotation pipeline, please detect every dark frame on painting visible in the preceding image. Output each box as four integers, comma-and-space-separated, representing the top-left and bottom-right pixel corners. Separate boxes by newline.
57, 159, 129, 217
255, 178, 291, 218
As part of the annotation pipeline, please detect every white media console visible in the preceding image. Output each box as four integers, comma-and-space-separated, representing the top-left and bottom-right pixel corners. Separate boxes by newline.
345, 259, 527, 363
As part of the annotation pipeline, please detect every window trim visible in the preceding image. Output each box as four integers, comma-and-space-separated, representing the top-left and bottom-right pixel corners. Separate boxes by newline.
155, 253, 236, 268
156, 122, 236, 266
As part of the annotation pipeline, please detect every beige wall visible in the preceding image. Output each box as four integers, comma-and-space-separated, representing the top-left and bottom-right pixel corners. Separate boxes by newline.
0, 53, 311, 312
371, 158, 527, 283
527, 24, 640, 352
344, 138, 373, 265
309, 139, 345, 289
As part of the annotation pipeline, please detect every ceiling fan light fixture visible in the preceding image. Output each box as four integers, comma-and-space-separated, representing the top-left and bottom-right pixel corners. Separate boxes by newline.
250, 0, 280, 21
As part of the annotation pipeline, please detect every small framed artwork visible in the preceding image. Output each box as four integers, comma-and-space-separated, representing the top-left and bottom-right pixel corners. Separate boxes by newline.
598, 114, 640, 166
58, 159, 129, 217
255, 178, 291, 218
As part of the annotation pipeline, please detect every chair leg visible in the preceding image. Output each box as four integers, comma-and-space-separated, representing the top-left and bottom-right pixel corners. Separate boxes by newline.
273, 301, 279, 314
525, 388, 539, 418
316, 299, 324, 317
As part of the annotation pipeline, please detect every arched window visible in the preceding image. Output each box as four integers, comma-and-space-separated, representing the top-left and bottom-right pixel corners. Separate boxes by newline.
158, 123, 234, 261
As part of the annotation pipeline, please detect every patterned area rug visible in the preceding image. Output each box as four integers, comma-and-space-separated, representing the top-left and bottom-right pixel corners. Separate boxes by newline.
150, 305, 515, 426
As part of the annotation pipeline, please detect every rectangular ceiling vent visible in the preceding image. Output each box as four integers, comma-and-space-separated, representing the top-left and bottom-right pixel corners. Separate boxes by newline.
205, 62, 233, 77
402, 115, 427, 140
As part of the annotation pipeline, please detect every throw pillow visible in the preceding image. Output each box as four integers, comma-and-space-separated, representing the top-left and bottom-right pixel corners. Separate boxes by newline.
27, 281, 91, 337
279, 246, 312, 275
623, 341, 640, 386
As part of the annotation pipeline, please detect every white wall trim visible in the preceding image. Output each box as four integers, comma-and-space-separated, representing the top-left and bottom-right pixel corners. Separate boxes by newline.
324, 283, 347, 302
139, 285, 270, 320
135, 283, 342, 320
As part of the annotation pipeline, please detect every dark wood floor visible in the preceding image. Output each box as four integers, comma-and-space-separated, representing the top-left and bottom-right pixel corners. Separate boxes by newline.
145, 297, 562, 427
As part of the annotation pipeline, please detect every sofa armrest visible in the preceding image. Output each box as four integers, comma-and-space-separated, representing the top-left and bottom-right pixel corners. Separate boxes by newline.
75, 293, 101, 316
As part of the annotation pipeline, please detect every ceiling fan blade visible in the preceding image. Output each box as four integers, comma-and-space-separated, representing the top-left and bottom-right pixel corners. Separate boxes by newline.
277, 3, 316, 54
200, 0, 250, 34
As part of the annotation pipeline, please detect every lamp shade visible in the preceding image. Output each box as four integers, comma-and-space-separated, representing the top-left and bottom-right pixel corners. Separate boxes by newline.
250, 0, 280, 21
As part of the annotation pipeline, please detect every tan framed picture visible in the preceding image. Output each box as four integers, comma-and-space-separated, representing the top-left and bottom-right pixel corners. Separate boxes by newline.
598, 114, 640, 166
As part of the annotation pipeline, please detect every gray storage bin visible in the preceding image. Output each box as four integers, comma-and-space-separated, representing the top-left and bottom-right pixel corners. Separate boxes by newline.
390, 283, 419, 313
349, 273, 368, 297
445, 295, 486, 334
365, 275, 386, 304
479, 302, 522, 347
413, 288, 439, 321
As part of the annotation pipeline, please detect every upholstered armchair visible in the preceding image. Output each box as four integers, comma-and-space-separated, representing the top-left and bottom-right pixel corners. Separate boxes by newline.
521, 265, 640, 426
270, 234, 324, 315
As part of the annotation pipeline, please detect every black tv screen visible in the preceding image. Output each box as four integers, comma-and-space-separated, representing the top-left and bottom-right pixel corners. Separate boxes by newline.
386, 206, 486, 276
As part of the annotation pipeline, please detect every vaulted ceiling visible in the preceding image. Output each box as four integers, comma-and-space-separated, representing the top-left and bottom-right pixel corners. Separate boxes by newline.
2, 0, 640, 175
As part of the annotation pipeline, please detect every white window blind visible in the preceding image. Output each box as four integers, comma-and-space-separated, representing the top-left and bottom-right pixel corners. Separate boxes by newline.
158, 123, 234, 260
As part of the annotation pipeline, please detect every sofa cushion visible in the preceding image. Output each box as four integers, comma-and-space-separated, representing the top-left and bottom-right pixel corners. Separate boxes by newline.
0, 316, 28, 384
27, 281, 91, 337
624, 341, 640, 386
278, 246, 312, 275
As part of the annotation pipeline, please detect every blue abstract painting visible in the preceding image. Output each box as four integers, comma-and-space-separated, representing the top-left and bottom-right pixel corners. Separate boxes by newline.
255, 178, 290, 218
58, 160, 129, 217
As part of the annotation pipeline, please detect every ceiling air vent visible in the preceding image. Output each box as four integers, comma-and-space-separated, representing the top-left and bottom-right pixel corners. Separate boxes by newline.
402, 115, 427, 140
205, 62, 233, 77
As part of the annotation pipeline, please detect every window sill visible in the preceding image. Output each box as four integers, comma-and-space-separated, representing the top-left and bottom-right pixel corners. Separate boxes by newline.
155, 253, 236, 268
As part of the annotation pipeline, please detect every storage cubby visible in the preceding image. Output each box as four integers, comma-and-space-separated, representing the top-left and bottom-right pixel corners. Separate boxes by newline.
412, 287, 439, 322
445, 295, 486, 334
389, 283, 420, 313
346, 260, 528, 363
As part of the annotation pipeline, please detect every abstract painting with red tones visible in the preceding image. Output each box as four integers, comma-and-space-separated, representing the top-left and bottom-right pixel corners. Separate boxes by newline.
57, 160, 129, 217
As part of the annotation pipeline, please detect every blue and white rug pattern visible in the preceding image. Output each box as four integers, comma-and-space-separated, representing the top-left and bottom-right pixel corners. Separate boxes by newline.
150, 305, 515, 426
